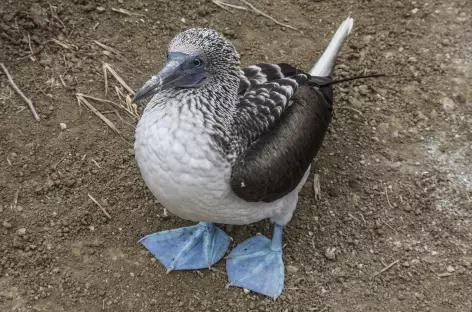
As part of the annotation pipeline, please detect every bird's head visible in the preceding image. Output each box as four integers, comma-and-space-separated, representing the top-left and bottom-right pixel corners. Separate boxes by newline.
132, 28, 240, 103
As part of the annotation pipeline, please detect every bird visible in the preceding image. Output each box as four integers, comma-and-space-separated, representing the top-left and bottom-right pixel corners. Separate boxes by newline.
132, 16, 354, 298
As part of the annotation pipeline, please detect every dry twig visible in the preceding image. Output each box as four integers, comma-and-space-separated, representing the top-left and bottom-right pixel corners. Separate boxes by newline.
93, 40, 126, 59
91, 158, 101, 168
103, 63, 135, 95
239, 0, 297, 30
212, 0, 248, 11
78, 93, 138, 120
111, 7, 146, 17
373, 259, 399, 276
88, 193, 112, 219
209, 267, 227, 276
339, 106, 362, 115
51, 38, 78, 50
313, 173, 321, 200
357, 212, 366, 224
385, 187, 394, 209
76, 93, 122, 135
348, 213, 360, 223
383, 219, 398, 234
212, 0, 297, 30
0, 63, 40, 121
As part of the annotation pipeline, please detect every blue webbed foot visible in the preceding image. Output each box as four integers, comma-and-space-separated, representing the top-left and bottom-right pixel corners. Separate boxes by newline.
139, 222, 231, 272
226, 224, 285, 298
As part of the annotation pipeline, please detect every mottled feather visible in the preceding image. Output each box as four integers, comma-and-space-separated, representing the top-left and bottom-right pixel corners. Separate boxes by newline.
229, 63, 334, 203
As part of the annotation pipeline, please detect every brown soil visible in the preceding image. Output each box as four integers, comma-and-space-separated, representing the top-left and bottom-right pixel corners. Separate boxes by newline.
1, 0, 471, 311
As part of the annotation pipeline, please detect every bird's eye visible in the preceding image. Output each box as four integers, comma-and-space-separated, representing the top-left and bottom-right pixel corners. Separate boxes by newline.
193, 58, 202, 67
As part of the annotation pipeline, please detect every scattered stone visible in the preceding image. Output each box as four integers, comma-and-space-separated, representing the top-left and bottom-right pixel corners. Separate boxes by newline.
60, 123, 67, 130
2, 221, 12, 229
446, 265, 455, 273
243, 288, 250, 294
324, 247, 336, 260
97, 6, 106, 13
441, 97, 455, 112
223, 29, 236, 38
286, 265, 298, 274
17, 228, 27, 235
415, 292, 425, 301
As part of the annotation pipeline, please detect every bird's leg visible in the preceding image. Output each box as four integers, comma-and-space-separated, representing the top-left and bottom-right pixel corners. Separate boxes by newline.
139, 222, 231, 271
225, 224, 285, 298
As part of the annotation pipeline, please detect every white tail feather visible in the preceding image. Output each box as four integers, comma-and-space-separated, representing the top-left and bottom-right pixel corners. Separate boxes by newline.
308, 17, 354, 77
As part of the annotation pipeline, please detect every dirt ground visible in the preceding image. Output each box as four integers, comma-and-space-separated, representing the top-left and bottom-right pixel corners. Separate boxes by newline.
1, 0, 471, 311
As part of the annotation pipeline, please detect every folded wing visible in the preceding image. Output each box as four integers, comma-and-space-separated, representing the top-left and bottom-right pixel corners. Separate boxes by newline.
229, 63, 334, 203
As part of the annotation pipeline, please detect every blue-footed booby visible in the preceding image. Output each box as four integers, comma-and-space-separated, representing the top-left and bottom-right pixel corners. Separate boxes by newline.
133, 17, 355, 298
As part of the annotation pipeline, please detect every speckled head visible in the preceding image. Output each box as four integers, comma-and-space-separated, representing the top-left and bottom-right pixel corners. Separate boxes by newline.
168, 28, 241, 73
132, 28, 241, 103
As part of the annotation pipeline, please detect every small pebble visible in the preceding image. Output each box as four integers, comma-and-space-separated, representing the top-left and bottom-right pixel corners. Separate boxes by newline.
60, 123, 67, 130
441, 97, 455, 112
243, 288, 250, 294
397, 293, 406, 301
415, 292, 425, 301
2, 221, 12, 229
446, 265, 455, 273
325, 247, 336, 260
17, 228, 26, 235
286, 265, 298, 274
96, 6, 105, 13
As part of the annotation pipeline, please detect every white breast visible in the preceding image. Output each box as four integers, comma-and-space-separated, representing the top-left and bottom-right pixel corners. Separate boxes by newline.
134, 97, 309, 226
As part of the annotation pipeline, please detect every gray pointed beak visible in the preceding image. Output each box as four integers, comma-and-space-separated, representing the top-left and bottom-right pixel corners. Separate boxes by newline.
132, 59, 181, 103
132, 75, 162, 103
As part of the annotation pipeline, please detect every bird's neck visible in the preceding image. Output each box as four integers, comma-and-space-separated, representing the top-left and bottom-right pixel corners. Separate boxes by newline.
203, 72, 240, 105
140, 72, 240, 157
143, 72, 239, 128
